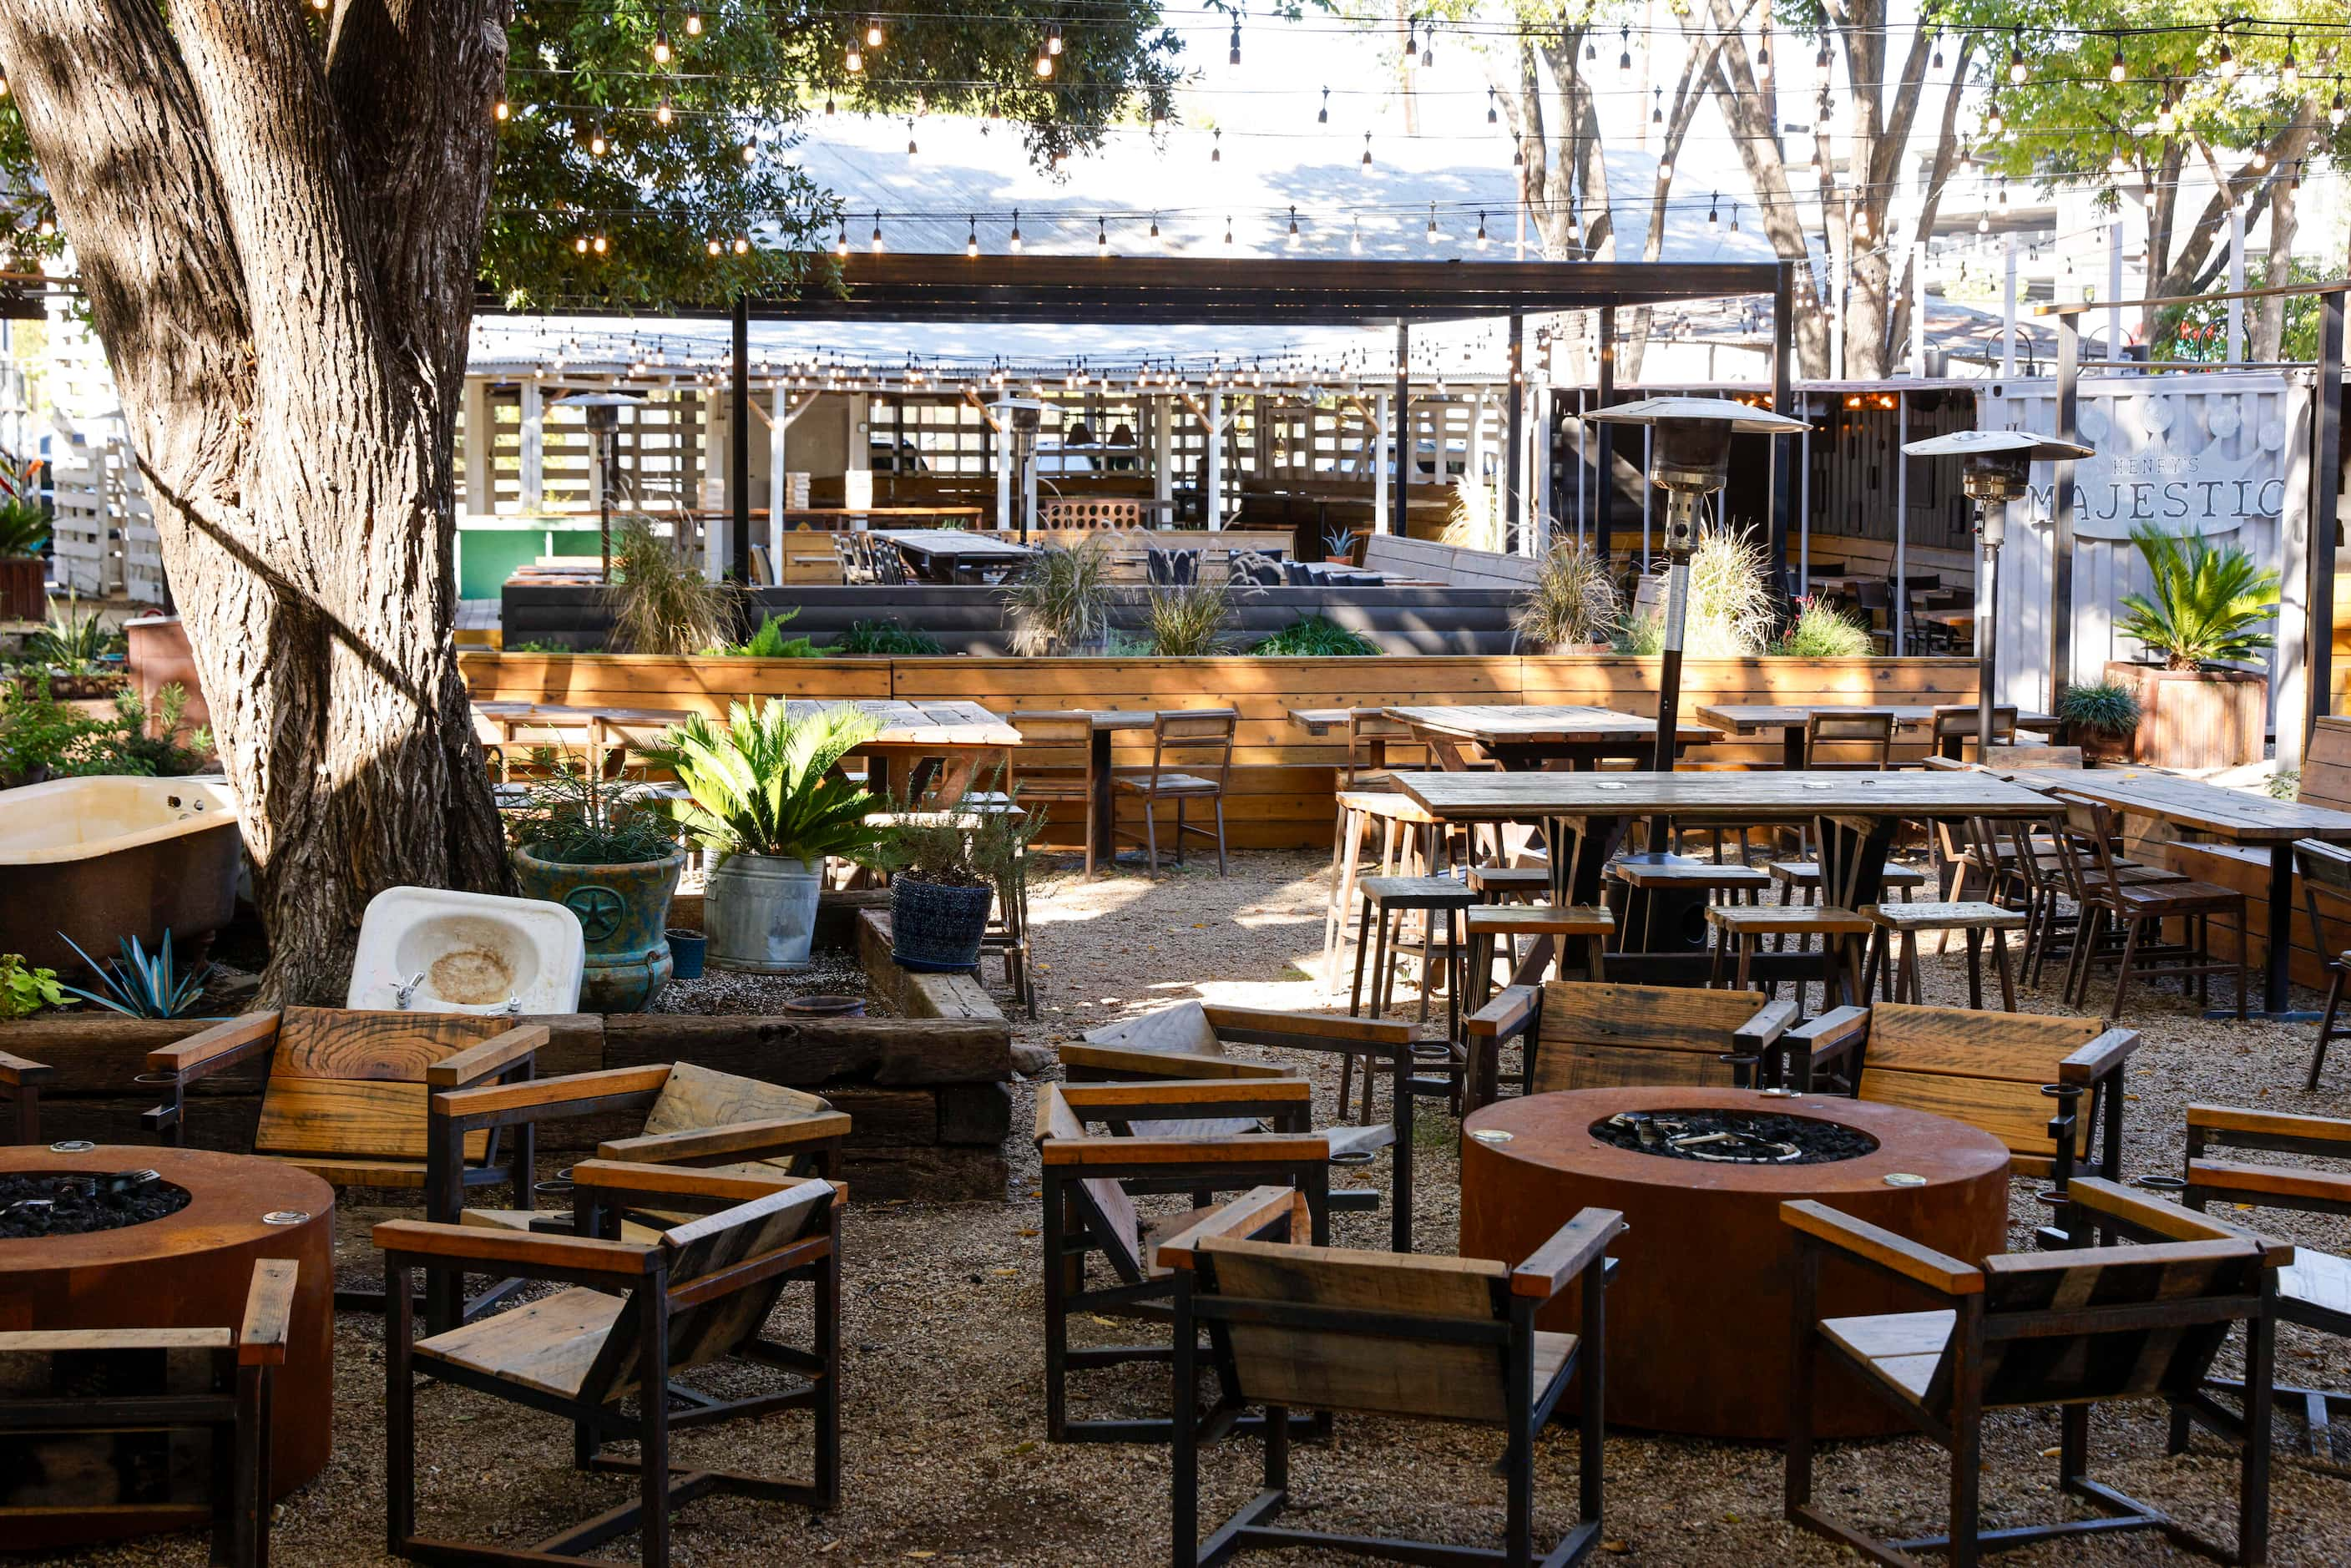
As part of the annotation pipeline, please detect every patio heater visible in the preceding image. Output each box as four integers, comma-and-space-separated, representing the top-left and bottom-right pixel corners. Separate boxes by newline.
1898, 429, 2094, 759
992, 397, 1044, 544
1585, 397, 1811, 771
561, 391, 641, 583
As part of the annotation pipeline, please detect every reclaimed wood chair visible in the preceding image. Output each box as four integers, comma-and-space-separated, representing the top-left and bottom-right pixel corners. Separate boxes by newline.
1464, 980, 1797, 1109
1064, 1000, 1415, 1250
1460, 903, 1615, 1015
143, 1009, 544, 1315
1783, 1179, 2285, 1568
380, 1168, 842, 1568
1786, 1003, 2137, 1239
1803, 709, 1896, 771
1034, 1080, 1334, 1443
2166, 1103, 2351, 1474
0, 1050, 53, 1142
1009, 710, 1100, 878
1165, 1186, 1625, 1568
1112, 708, 1238, 876
1707, 901, 1873, 1015
0, 1258, 295, 1568
2046, 792, 2249, 1019
1929, 703, 2020, 760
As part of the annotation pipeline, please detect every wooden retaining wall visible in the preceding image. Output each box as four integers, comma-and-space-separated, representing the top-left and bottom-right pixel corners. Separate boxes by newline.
463, 650, 1983, 850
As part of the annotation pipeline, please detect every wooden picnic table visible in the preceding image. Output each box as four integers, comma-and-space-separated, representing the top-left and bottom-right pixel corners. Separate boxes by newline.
874, 528, 1039, 584
1696, 703, 2058, 768
2021, 767, 2351, 1017
1384, 705, 1717, 771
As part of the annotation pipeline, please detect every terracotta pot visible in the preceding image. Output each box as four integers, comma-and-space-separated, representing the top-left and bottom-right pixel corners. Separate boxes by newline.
0, 555, 43, 621
125, 613, 210, 733
2102, 660, 2266, 770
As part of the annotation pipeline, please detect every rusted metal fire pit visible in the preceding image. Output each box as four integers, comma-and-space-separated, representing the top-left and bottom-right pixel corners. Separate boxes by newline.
1461, 1087, 2007, 1440
0, 1143, 334, 1546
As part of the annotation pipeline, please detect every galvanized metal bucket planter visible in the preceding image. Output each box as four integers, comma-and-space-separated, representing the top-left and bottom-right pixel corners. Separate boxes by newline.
703, 851, 824, 973
891, 875, 995, 972
512, 845, 684, 1011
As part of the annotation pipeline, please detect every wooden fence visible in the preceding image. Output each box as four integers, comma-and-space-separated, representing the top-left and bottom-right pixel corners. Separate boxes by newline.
464, 651, 1983, 850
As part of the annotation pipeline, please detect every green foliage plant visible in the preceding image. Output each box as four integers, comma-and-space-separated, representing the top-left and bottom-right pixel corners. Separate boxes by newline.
726, 608, 821, 659
1614, 523, 1774, 657
1145, 576, 1231, 656
26, 592, 124, 673
1513, 542, 1621, 649
2056, 680, 2142, 737
0, 673, 118, 786
1248, 615, 1381, 657
57, 931, 214, 1019
1771, 597, 1876, 658
0, 497, 48, 558
1002, 539, 1114, 655
507, 751, 680, 865
833, 619, 943, 656
605, 516, 739, 655
646, 698, 885, 864
2114, 525, 2280, 670
867, 768, 1042, 892
0, 953, 69, 1019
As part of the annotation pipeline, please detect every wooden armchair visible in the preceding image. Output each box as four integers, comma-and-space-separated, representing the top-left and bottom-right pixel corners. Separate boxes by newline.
1783, 1179, 2285, 1568
1784, 1002, 2137, 1236
1464, 981, 1797, 1109
2168, 1103, 2351, 1474
379, 1167, 842, 1568
0, 1259, 296, 1567
1165, 1186, 1625, 1568
1036, 1080, 1336, 1444
1064, 1000, 1416, 1250
143, 1008, 544, 1313
0, 1048, 53, 1142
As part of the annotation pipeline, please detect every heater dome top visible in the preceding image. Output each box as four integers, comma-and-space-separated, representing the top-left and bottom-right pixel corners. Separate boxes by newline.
1900, 428, 2094, 462
1585, 396, 1812, 436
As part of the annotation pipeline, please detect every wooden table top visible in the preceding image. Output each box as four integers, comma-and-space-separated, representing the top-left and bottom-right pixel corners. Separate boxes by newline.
1389, 768, 2057, 823
2030, 769, 2351, 845
1696, 703, 2057, 734
783, 698, 1019, 746
873, 529, 1038, 557
1386, 704, 1718, 746
476, 701, 687, 726
786, 507, 987, 519
1288, 706, 1383, 735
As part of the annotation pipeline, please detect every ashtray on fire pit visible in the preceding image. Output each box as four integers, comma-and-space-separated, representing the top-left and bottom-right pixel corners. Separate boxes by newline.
1590, 1109, 1879, 1166
0, 1169, 191, 1239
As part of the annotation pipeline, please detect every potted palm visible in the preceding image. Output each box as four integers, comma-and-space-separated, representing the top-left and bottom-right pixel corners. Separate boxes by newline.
871, 771, 1041, 973
508, 758, 684, 1012
648, 699, 883, 972
2106, 526, 2280, 770
1513, 540, 1622, 653
0, 494, 48, 623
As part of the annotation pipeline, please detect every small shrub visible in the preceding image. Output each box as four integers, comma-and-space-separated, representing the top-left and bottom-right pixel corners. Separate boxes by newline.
26, 592, 123, 673
606, 516, 739, 655
0, 953, 68, 1019
833, 619, 943, 655
1145, 577, 1232, 656
503, 639, 584, 654
1771, 597, 1875, 658
1513, 542, 1620, 649
2268, 768, 2300, 802
2056, 680, 2141, 736
2115, 524, 2280, 670
0, 673, 119, 787
1611, 523, 1773, 657
868, 767, 1042, 890
1002, 539, 1115, 656
1249, 615, 1381, 657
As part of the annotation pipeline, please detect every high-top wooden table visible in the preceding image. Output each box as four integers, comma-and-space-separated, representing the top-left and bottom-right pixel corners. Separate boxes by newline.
2020, 768, 2351, 1018
1385, 705, 1716, 771
873, 528, 1038, 582
1389, 768, 2055, 986
1697, 703, 2059, 768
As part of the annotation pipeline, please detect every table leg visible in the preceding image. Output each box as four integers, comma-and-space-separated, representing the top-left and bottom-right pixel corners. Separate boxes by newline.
1782, 729, 1806, 771
1090, 728, 1116, 864
2237, 843, 2318, 1020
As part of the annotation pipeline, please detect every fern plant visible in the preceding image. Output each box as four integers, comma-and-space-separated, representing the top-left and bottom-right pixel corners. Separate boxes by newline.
2114, 525, 2280, 670
645, 699, 886, 864
726, 608, 821, 659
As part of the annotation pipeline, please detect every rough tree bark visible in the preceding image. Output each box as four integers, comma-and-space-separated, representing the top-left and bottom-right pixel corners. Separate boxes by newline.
0, 0, 515, 1001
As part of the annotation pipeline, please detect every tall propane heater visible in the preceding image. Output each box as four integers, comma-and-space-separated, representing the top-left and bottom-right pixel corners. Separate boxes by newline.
561, 391, 642, 584
1585, 397, 1812, 771
1898, 429, 2094, 759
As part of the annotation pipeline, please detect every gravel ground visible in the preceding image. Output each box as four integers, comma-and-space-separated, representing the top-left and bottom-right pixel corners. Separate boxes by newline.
37, 849, 2351, 1568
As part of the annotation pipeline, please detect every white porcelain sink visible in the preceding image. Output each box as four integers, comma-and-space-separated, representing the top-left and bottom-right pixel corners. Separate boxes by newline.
347, 887, 586, 1015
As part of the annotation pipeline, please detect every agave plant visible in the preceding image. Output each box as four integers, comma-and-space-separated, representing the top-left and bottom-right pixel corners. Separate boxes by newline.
26, 592, 124, 672
56, 930, 215, 1019
2115, 525, 2281, 670
645, 699, 886, 863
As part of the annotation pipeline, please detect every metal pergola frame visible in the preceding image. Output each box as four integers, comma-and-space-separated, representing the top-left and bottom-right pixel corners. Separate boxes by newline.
547, 253, 1797, 583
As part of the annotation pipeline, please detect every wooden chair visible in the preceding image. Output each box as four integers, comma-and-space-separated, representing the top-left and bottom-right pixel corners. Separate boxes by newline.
1785, 1003, 2137, 1239
1606, 854, 1770, 951
0, 1049, 53, 1142
1010, 709, 1100, 878
2170, 1103, 2351, 1474
1064, 1000, 1416, 1249
0, 1259, 296, 1568
143, 1009, 543, 1315
1859, 901, 2029, 1009
380, 1168, 842, 1568
1112, 708, 1237, 876
1035, 1080, 1334, 1443
1321, 790, 1447, 1003
1348, 873, 1475, 1037
1165, 1186, 1624, 1568
1803, 709, 1895, 770
1929, 704, 2019, 760
1464, 980, 1796, 1109
2046, 792, 2248, 1020
1783, 1179, 2284, 1568
2294, 840, 2351, 1088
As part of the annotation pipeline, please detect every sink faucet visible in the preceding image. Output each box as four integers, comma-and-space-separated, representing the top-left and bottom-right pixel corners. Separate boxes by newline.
393, 971, 426, 1009
504, 995, 522, 1016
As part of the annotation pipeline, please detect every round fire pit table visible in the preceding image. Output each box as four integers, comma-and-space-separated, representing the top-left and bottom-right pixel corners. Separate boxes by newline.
1461, 1087, 2008, 1440
0, 1143, 334, 1546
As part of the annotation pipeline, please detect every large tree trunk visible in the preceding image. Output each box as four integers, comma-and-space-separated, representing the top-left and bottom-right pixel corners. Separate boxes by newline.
2, 0, 514, 1002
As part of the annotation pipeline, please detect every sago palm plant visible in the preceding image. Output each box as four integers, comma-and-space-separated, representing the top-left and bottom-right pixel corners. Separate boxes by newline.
2114, 525, 2280, 670
645, 699, 885, 863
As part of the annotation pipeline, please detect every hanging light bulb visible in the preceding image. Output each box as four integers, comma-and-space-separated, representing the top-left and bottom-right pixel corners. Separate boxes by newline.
1211, 128, 1221, 163
734, 234, 751, 255
1984, 97, 2004, 138
1658, 158, 1672, 180
1287, 205, 1302, 247
1229, 18, 1241, 65
1420, 24, 1433, 67
589, 121, 609, 155
1930, 33, 1943, 70
1009, 210, 1023, 250
1474, 210, 1489, 248
1362, 132, 1373, 169
741, 139, 756, 164
1349, 215, 1362, 253
2249, 144, 2268, 171
1816, 36, 1831, 69
1048, 22, 1063, 55
1425, 201, 1441, 244
493, 98, 510, 121
2333, 92, 2347, 129
824, 95, 837, 117
1486, 87, 1498, 125
1757, 28, 1771, 82
2007, 30, 2026, 84
1035, 39, 1053, 77
1223, 216, 1233, 246
655, 98, 673, 125
2156, 94, 2175, 135
871, 211, 885, 252
1619, 24, 1633, 72
683, 3, 700, 35
846, 38, 862, 73
707, 236, 723, 256
651, 25, 671, 63
2282, 39, 2299, 90
592, 232, 609, 255
965, 215, 978, 257
1097, 215, 1110, 255
2216, 28, 2236, 80
575, 235, 590, 255
1149, 213, 1162, 244
1652, 87, 1664, 125
1729, 204, 1740, 234
906, 119, 918, 156
34, 215, 53, 237
866, 15, 883, 48
1322, 87, 1332, 125
2106, 140, 2128, 176
1977, 210, 1990, 234
1513, 139, 1524, 168
834, 220, 848, 257
2109, 38, 2126, 83
1707, 193, 1719, 225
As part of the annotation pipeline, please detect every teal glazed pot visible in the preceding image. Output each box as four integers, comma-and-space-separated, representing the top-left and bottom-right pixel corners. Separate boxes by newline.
513, 845, 685, 1011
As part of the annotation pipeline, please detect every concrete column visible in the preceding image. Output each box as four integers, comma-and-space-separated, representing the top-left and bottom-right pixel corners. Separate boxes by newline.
769, 383, 788, 573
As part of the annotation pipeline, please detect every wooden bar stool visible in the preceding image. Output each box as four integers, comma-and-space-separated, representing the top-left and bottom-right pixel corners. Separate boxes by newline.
1467, 864, 1550, 903
1607, 856, 1772, 951
1347, 875, 1477, 1036
1321, 791, 1443, 1001
1862, 901, 2030, 1009
1706, 903, 1871, 1015
1459, 903, 1614, 1017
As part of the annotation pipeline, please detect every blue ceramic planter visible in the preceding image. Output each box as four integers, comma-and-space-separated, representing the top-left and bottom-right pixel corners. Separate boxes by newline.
513, 845, 685, 1011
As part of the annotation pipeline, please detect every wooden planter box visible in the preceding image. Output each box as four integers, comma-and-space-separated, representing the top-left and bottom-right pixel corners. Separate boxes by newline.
0, 555, 42, 621
2104, 660, 2266, 770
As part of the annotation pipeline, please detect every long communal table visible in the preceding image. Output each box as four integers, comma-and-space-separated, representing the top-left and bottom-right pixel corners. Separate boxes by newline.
1696, 703, 2059, 768
1384, 705, 1717, 770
